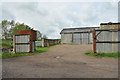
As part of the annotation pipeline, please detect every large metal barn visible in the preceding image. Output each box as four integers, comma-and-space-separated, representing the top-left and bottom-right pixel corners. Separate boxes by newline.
60, 27, 99, 44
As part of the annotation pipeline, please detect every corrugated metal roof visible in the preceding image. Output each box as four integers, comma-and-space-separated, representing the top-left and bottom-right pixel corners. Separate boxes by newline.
100, 23, 120, 25
60, 27, 99, 34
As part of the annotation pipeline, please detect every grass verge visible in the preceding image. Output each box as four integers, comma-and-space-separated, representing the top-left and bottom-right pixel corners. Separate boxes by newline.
85, 51, 119, 58
1, 45, 56, 59
1, 39, 13, 48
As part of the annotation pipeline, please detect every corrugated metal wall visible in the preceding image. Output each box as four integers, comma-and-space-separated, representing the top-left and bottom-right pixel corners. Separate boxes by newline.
73, 33, 89, 44
89, 33, 93, 43
32, 42, 35, 52
14, 30, 37, 53
96, 30, 120, 53
16, 44, 30, 52
15, 35, 30, 43
17, 30, 37, 41
96, 43, 119, 53
61, 33, 91, 44
61, 34, 73, 44
73, 33, 81, 44
15, 35, 30, 53
81, 33, 89, 44
42, 39, 60, 47
14, 35, 36, 53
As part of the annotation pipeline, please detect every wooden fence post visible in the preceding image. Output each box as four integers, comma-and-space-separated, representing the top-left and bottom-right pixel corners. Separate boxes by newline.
13, 35, 15, 53
93, 29, 96, 54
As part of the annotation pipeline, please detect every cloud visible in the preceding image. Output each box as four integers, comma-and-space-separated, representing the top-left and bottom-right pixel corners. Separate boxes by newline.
1, 0, 119, 2
0, 3, 2, 21
1, 2, 118, 39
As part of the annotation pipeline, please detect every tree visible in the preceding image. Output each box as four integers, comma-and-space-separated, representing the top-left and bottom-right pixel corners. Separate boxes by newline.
1, 20, 10, 40
10, 22, 33, 38
10, 20, 15, 28
42, 35, 48, 39
1, 20, 34, 40
8, 20, 15, 39
36, 30, 42, 40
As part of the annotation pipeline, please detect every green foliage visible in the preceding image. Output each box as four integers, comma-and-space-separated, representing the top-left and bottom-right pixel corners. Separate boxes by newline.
1, 20, 10, 39
1, 40, 13, 48
0, 20, 37, 40
1, 20, 43, 41
85, 51, 119, 58
36, 30, 42, 40
2, 42, 13, 48
1, 53, 34, 58
35, 46, 50, 53
57, 39, 61, 41
42, 35, 48, 39
10, 23, 32, 38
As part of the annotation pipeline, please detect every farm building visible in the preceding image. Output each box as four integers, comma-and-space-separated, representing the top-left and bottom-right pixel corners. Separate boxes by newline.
93, 22, 120, 53
35, 41, 42, 46
35, 39, 60, 47
100, 22, 120, 29
41, 39, 60, 47
60, 27, 99, 44
13, 30, 37, 53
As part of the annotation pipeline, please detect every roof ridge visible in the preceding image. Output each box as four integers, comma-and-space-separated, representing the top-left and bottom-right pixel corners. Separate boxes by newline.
63, 27, 99, 30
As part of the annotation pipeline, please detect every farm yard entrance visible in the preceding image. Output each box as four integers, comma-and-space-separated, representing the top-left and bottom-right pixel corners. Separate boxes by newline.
2, 44, 118, 78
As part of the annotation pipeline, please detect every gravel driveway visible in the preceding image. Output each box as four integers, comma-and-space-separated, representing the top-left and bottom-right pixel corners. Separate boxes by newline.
2, 44, 118, 78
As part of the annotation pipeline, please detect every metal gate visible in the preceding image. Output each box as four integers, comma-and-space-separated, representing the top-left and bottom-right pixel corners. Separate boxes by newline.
93, 29, 120, 53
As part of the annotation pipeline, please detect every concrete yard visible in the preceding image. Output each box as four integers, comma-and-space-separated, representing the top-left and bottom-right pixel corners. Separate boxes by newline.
2, 44, 118, 78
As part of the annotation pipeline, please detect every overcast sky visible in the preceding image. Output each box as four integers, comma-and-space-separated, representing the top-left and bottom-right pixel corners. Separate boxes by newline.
1, 1, 118, 39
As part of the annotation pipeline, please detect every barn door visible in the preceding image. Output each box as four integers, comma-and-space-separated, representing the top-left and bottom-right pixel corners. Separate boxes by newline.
81, 33, 89, 44
73, 33, 81, 44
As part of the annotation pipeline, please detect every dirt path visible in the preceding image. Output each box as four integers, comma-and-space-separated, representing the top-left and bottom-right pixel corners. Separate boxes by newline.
2, 44, 118, 78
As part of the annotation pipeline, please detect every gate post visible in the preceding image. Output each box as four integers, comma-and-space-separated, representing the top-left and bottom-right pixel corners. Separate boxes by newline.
13, 35, 16, 53
93, 29, 96, 53
42, 39, 44, 47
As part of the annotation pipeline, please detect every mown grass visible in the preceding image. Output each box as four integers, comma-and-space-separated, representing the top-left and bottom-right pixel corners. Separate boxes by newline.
85, 51, 119, 58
